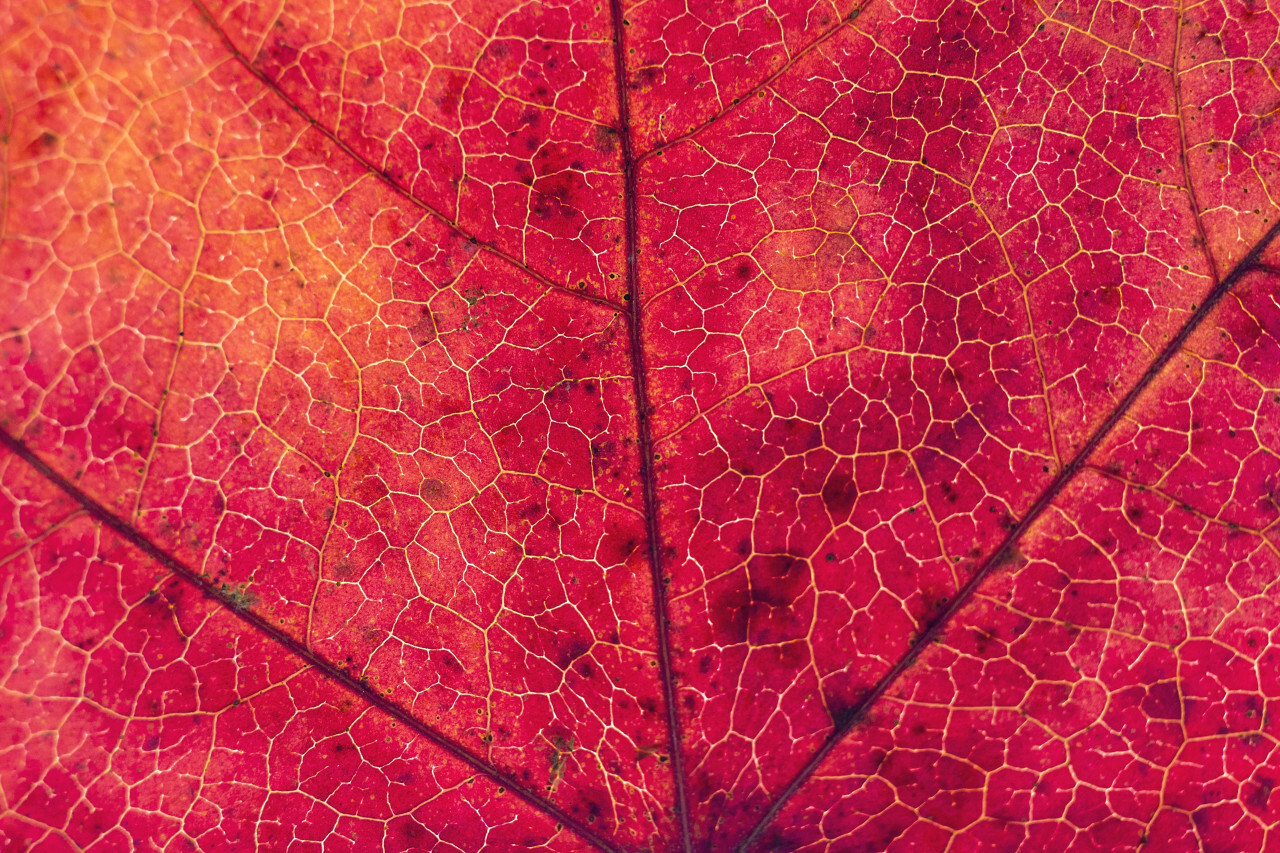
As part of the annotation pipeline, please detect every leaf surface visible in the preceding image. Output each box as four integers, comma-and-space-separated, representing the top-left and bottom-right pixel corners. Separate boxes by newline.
2, 0, 1279, 850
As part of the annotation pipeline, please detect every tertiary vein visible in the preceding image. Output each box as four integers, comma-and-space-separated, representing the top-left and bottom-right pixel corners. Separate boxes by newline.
0, 428, 625, 853
733, 221, 1280, 851
188, 0, 626, 314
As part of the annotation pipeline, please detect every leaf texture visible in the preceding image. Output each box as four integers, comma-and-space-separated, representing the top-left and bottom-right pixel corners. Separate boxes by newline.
2, 0, 1279, 850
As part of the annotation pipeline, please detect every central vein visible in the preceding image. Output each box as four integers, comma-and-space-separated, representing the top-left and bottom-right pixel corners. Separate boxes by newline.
605, 2, 694, 850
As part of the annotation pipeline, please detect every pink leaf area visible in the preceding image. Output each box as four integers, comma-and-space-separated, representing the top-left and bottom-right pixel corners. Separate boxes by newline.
3, 0, 1280, 850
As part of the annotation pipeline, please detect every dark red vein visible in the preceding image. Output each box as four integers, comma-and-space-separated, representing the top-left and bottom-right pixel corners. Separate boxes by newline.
187, 0, 625, 314
1171, 4, 1221, 286
0, 428, 622, 853
0, 73, 12, 248
607, 3, 693, 851
735, 222, 1280, 852
636, 0, 874, 163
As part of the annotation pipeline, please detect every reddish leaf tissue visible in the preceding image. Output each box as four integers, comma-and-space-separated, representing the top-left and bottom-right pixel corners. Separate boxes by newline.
2, 0, 1280, 850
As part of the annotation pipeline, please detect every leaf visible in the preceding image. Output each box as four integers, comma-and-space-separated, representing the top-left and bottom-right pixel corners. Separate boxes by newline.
2, 0, 1279, 850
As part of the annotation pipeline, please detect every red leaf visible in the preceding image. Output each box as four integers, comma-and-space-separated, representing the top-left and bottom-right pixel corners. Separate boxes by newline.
3, 0, 1279, 850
